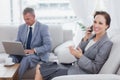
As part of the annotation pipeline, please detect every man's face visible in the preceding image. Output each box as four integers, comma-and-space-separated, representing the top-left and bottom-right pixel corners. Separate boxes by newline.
23, 13, 35, 26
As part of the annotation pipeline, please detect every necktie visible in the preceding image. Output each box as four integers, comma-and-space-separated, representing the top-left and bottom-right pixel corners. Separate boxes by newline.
26, 27, 32, 49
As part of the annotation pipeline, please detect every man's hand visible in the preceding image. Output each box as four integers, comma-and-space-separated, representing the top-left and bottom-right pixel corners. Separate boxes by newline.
24, 49, 35, 54
69, 46, 83, 59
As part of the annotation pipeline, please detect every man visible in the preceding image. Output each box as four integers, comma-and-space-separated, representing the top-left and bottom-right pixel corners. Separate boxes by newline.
10, 7, 52, 80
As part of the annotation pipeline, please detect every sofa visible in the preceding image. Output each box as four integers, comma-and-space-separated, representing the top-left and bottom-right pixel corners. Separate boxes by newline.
52, 34, 120, 80
0, 25, 120, 80
23, 29, 120, 80
0, 25, 73, 80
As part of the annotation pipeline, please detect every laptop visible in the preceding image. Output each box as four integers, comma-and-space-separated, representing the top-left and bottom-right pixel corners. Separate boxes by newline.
2, 41, 26, 55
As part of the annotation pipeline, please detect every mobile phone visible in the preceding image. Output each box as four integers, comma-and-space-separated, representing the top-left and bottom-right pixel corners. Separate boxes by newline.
88, 25, 93, 32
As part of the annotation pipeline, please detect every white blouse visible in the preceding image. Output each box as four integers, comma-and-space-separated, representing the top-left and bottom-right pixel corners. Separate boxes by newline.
85, 39, 96, 51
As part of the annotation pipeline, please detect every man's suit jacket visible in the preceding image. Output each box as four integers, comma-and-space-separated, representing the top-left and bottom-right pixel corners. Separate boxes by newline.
68, 33, 113, 74
16, 21, 52, 62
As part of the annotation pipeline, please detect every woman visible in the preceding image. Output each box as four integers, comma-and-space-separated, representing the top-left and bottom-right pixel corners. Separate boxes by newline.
35, 11, 113, 80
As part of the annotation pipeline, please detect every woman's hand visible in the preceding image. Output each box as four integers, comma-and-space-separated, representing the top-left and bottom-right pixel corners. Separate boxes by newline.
83, 26, 93, 41
69, 46, 83, 59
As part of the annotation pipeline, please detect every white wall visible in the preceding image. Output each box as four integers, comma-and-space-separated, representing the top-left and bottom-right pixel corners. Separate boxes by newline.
0, 0, 11, 24
69, 0, 97, 26
69, 0, 120, 36
0, 0, 21, 25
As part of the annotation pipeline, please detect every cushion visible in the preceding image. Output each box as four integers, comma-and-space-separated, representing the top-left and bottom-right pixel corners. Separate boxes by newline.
49, 53, 58, 62
54, 40, 77, 63
57, 47, 77, 63
48, 25, 63, 50
99, 35, 120, 74
54, 40, 74, 55
63, 30, 73, 42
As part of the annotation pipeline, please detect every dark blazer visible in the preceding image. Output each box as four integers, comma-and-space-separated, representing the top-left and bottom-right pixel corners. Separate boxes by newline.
16, 21, 52, 62
68, 33, 113, 74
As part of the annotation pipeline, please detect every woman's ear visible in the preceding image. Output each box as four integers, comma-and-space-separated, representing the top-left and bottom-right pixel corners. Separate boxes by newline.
105, 25, 109, 30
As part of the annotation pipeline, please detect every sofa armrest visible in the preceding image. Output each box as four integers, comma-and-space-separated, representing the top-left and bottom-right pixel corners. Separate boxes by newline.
52, 74, 120, 80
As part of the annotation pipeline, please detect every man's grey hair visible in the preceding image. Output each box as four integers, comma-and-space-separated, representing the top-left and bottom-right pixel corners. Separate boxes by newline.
23, 7, 35, 16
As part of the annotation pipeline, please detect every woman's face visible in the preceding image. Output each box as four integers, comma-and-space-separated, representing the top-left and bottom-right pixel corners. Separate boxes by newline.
93, 14, 108, 35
